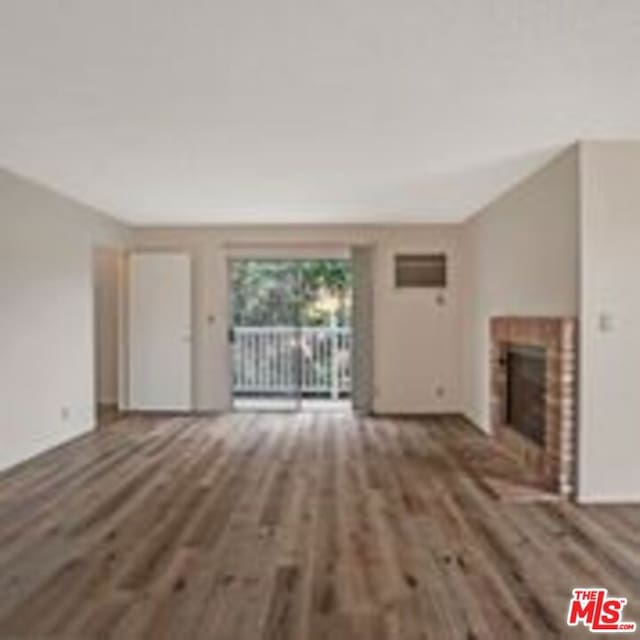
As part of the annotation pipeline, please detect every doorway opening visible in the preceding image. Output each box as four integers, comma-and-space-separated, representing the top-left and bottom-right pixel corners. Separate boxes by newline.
229, 258, 353, 412
93, 247, 122, 427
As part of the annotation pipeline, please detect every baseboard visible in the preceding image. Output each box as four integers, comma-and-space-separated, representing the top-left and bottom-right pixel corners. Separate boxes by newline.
119, 410, 220, 418
372, 411, 470, 422
457, 413, 492, 437
575, 493, 640, 505
0, 428, 94, 480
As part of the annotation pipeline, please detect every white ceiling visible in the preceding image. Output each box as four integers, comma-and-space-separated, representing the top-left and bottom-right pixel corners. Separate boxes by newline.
1, 0, 640, 225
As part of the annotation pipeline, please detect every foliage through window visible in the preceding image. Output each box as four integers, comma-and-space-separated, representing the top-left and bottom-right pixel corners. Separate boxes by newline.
231, 260, 352, 327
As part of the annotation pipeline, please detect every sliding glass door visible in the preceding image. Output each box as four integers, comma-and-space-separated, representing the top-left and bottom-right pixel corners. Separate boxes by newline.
229, 258, 352, 412
230, 260, 302, 411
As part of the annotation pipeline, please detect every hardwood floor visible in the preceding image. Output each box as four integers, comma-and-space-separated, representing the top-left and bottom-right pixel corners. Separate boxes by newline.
0, 412, 638, 639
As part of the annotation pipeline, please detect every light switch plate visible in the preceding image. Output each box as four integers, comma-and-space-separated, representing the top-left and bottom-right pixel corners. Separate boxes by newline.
598, 313, 614, 333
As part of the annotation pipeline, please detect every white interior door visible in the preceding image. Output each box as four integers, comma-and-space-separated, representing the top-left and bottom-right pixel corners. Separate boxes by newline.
129, 252, 192, 411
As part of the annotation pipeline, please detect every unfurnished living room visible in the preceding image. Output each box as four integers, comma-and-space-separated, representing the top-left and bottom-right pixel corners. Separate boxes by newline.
1, 2, 640, 639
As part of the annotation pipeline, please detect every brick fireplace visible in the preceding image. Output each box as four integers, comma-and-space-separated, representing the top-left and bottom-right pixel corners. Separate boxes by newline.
490, 317, 577, 496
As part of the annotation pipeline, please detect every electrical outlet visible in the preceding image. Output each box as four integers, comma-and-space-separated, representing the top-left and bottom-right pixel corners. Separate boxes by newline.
435, 386, 445, 398
61, 406, 71, 421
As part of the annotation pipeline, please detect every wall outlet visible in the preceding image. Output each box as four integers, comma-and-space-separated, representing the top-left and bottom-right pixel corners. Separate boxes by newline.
435, 386, 445, 398
61, 406, 71, 421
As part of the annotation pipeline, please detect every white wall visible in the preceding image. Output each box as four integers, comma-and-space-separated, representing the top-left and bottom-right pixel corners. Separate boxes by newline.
462, 147, 581, 431
578, 141, 640, 502
0, 169, 128, 471
131, 225, 464, 414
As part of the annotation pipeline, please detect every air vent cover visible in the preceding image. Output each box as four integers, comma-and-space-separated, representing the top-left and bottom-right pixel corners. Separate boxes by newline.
395, 254, 447, 288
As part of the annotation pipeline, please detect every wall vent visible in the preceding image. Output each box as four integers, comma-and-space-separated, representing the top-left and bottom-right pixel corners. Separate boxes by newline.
394, 254, 447, 288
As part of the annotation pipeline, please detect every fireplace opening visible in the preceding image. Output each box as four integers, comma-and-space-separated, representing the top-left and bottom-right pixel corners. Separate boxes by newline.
504, 344, 547, 447
491, 318, 576, 496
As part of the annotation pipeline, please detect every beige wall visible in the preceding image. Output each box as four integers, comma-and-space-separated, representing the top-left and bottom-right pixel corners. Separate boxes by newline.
462, 147, 581, 431
578, 141, 640, 502
131, 225, 464, 414
0, 169, 128, 471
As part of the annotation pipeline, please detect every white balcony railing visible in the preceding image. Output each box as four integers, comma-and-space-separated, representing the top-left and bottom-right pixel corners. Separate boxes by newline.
232, 326, 351, 398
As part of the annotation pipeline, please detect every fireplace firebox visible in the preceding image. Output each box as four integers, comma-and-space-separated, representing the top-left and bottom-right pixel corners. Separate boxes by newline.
491, 317, 577, 496
505, 344, 547, 447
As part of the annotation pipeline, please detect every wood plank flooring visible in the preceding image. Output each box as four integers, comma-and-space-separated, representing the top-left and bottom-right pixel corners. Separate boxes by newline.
0, 412, 638, 639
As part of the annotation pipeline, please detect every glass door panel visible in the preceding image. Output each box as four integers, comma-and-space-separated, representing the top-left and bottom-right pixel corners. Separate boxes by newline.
230, 260, 301, 411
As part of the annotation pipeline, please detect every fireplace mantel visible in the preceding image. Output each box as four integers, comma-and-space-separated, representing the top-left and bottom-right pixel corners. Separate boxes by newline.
490, 316, 577, 496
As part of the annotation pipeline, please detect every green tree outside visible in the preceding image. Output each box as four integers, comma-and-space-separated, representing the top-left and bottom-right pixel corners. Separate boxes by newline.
231, 260, 352, 328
